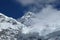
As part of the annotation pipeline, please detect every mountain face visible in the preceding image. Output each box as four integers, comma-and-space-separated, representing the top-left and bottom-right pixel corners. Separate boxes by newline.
0, 13, 26, 40
18, 12, 36, 27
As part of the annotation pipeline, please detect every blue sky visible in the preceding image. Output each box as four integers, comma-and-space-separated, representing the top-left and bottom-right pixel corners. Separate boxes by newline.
0, 0, 60, 19
0, 0, 29, 19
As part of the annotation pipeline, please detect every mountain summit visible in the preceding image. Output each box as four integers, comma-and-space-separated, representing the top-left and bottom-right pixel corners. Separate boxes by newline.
18, 12, 36, 27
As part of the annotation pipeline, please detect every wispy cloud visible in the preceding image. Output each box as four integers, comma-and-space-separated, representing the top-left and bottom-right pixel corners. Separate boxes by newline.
17, 0, 60, 13
17, 0, 55, 5
17, 0, 35, 5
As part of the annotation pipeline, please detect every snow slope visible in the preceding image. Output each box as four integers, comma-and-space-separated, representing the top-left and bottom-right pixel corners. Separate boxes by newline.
0, 13, 26, 40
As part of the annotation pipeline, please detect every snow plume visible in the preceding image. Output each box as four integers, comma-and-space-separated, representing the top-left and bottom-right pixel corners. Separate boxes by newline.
21, 5, 60, 36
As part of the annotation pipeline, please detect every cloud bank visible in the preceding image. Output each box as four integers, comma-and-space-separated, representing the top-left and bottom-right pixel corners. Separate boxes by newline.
21, 5, 60, 36
17, 0, 60, 36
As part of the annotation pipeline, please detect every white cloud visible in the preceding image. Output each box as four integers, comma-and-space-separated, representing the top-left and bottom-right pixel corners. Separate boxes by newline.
21, 5, 60, 36
16, 0, 60, 13
17, 0, 55, 6
17, 0, 35, 5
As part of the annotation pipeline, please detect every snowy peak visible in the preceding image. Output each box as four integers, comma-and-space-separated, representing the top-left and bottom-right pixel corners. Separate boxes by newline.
23, 12, 34, 18
0, 13, 20, 25
0, 13, 26, 31
18, 12, 36, 27
20, 12, 35, 21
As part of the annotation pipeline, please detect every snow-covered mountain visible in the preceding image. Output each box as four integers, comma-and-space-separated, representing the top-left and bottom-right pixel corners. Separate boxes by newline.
0, 13, 26, 40
1, 11, 60, 40
1, 6, 60, 40
18, 12, 36, 27
0, 13, 43, 40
